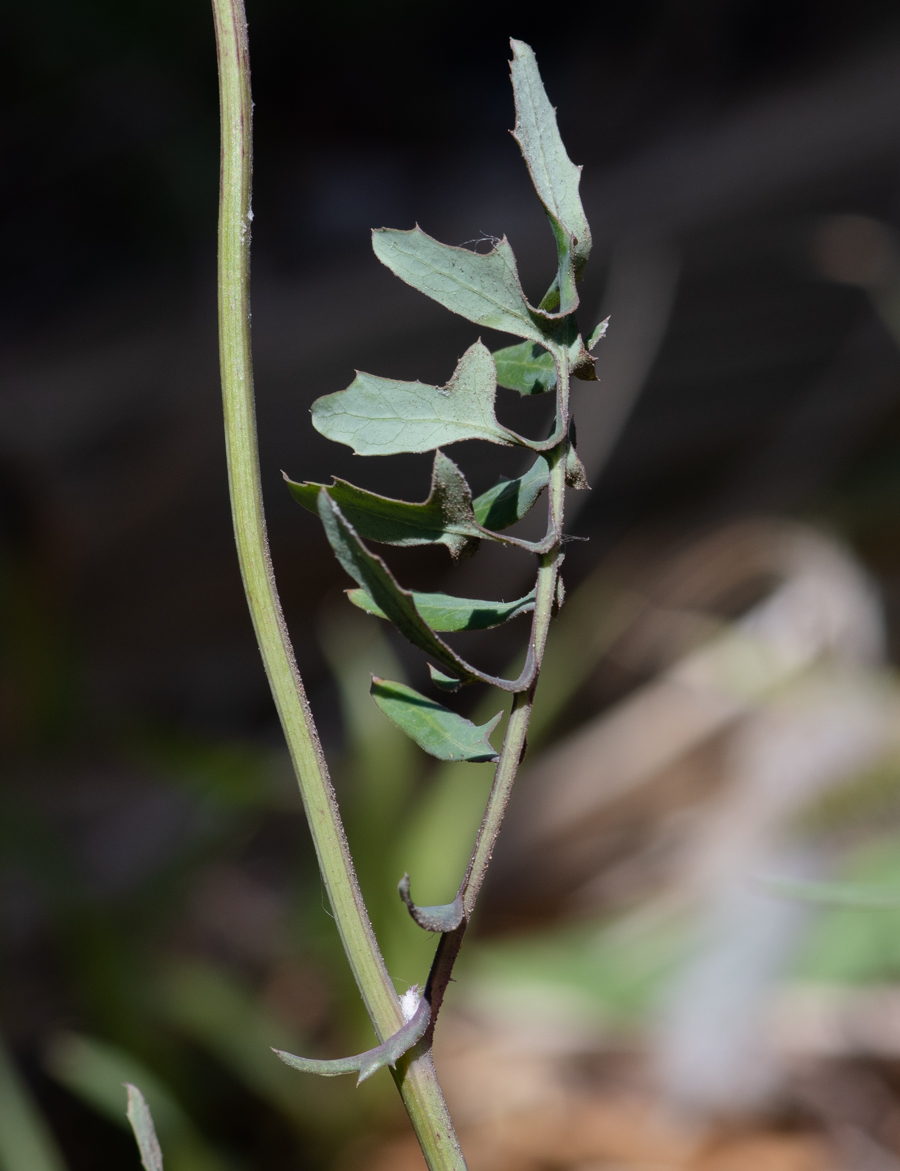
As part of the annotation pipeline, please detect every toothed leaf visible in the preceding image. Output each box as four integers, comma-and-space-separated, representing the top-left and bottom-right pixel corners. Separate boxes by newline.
125, 1085, 163, 1171
371, 678, 501, 762
287, 450, 481, 559
311, 342, 515, 456
399, 874, 465, 932
347, 587, 535, 631
510, 39, 592, 279
372, 226, 553, 343
493, 340, 557, 395
274, 997, 430, 1086
473, 455, 550, 530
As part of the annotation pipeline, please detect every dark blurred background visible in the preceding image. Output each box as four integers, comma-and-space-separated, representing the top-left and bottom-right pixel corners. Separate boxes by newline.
7, 1, 900, 1168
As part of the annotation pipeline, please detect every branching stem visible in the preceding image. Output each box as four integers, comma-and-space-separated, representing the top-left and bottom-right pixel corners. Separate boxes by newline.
211, 1, 465, 1166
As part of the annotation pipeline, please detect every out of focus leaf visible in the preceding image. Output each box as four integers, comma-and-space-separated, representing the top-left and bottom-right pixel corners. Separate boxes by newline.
473, 455, 550, 530
126, 1086, 164, 1171
45, 1032, 225, 1171
312, 342, 515, 456
372, 227, 552, 343
759, 875, 900, 907
371, 678, 501, 763
0, 1032, 68, 1171
274, 997, 430, 1085
347, 587, 535, 632
286, 450, 482, 559
510, 39, 592, 280
493, 340, 557, 395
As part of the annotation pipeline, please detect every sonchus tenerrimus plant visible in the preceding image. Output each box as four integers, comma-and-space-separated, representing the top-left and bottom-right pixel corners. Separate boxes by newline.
126, 5, 604, 1169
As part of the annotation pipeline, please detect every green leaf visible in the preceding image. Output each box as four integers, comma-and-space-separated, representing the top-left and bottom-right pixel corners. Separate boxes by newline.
509, 39, 592, 281
493, 340, 557, 396
126, 1085, 164, 1171
286, 449, 482, 560
319, 490, 512, 688
587, 317, 609, 351
371, 678, 501, 763
399, 873, 465, 932
473, 455, 550, 530
347, 587, 535, 631
274, 996, 430, 1086
311, 341, 517, 456
372, 226, 552, 343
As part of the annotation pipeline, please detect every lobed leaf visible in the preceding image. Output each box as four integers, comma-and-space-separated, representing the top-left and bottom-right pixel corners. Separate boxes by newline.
372, 226, 552, 343
274, 997, 430, 1086
473, 454, 550, 530
509, 39, 592, 280
398, 873, 465, 932
371, 678, 501, 763
319, 490, 530, 689
311, 341, 516, 456
347, 587, 535, 632
125, 1085, 164, 1171
493, 340, 557, 396
286, 449, 482, 560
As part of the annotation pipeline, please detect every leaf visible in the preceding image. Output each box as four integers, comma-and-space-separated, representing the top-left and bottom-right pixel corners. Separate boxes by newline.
509, 39, 592, 280
126, 1085, 164, 1171
587, 317, 609, 351
372, 226, 552, 343
493, 340, 557, 395
319, 490, 517, 688
286, 449, 482, 560
371, 678, 502, 763
473, 455, 550, 530
274, 996, 430, 1086
311, 341, 517, 456
399, 873, 465, 932
565, 444, 590, 490
347, 587, 535, 631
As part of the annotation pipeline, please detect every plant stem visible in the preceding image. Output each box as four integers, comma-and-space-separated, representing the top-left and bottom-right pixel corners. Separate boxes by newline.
422, 348, 570, 1021
211, 2, 465, 1166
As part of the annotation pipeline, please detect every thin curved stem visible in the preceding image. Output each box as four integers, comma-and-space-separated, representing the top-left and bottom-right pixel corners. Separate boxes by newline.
211, 2, 465, 1166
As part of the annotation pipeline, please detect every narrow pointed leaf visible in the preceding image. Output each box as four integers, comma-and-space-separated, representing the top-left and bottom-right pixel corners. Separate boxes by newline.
125, 1085, 164, 1171
473, 455, 550, 530
510, 39, 592, 279
347, 587, 535, 631
565, 445, 590, 490
587, 317, 609, 351
311, 341, 516, 455
319, 491, 526, 687
428, 664, 464, 691
399, 873, 465, 932
493, 340, 557, 395
274, 997, 430, 1086
371, 678, 501, 762
372, 226, 552, 343
286, 450, 482, 559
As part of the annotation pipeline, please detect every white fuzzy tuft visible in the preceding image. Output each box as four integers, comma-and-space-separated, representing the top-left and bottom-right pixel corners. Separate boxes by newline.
399, 984, 421, 1022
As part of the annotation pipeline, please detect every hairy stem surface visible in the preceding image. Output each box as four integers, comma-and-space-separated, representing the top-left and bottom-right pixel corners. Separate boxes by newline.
211, 1, 464, 1165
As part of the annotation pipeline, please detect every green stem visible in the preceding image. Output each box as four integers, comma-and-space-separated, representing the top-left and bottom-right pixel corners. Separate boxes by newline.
211, 2, 464, 1167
